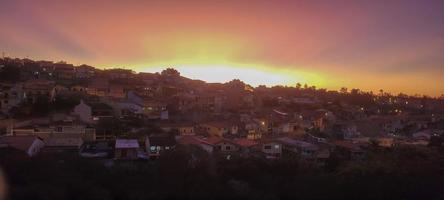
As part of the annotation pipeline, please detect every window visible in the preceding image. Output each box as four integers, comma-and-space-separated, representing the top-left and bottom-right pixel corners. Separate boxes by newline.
225, 146, 231, 150
264, 145, 271, 150
274, 145, 280, 149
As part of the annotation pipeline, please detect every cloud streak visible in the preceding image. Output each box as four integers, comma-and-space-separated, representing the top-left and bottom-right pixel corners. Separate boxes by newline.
0, 0, 443, 95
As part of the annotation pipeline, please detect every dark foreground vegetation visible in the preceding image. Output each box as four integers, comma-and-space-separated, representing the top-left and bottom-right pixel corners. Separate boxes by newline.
1, 145, 444, 200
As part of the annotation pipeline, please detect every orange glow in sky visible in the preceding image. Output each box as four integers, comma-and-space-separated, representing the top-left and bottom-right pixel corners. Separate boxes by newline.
1, 0, 443, 96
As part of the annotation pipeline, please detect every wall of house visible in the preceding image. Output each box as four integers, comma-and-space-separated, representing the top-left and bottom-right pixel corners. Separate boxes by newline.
216, 142, 238, 152
74, 101, 92, 123
262, 142, 282, 157
179, 127, 195, 135
115, 148, 138, 159
201, 125, 226, 137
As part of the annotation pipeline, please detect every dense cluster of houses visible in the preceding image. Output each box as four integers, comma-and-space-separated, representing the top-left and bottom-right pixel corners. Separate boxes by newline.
1, 57, 444, 164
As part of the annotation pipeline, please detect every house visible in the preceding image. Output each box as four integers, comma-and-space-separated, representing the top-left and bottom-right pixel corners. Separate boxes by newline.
376, 137, 395, 148
127, 94, 168, 119
0, 136, 45, 156
160, 123, 195, 136
115, 139, 140, 160
233, 138, 258, 155
177, 124, 195, 136
174, 92, 199, 113
292, 96, 319, 105
199, 121, 239, 137
204, 137, 240, 154
108, 84, 126, 98
261, 140, 283, 159
141, 100, 167, 119
277, 137, 318, 159
91, 103, 114, 121
23, 79, 55, 103
70, 85, 87, 93
316, 146, 331, 166
0, 118, 14, 136
0, 83, 24, 113
53, 62, 75, 80
73, 100, 93, 123
111, 100, 143, 117
79, 141, 113, 158
53, 85, 69, 96
48, 121, 95, 143
10, 119, 96, 149
75, 64, 96, 79
45, 133, 84, 149
246, 129, 262, 140
176, 135, 214, 154
145, 135, 176, 158
195, 93, 225, 113
332, 122, 360, 139
127, 91, 144, 105
105, 68, 135, 80
86, 79, 109, 97
273, 121, 306, 136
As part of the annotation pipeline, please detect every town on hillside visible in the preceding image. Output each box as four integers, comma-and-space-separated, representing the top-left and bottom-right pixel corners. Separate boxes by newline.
1, 57, 444, 199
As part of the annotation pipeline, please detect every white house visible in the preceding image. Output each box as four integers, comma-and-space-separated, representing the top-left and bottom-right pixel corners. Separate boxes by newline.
73, 100, 93, 123
261, 140, 282, 159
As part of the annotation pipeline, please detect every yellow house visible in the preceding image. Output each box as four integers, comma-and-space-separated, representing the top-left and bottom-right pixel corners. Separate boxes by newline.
199, 122, 238, 137
179, 126, 195, 136
376, 137, 395, 148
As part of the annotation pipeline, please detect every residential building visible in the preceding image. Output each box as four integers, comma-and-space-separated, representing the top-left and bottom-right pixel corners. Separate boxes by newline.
277, 137, 318, 159
0, 83, 24, 113
23, 79, 55, 103
115, 139, 140, 160
261, 140, 282, 159
199, 121, 238, 137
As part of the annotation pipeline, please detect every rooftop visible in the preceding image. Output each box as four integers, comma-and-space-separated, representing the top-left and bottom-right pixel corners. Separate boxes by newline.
115, 139, 139, 149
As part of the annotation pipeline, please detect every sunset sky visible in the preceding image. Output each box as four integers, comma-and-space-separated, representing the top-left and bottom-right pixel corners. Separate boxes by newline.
1, 0, 443, 96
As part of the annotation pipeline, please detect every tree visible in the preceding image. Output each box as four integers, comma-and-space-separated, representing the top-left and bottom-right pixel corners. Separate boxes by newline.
296, 83, 302, 90
350, 88, 360, 95
161, 68, 180, 77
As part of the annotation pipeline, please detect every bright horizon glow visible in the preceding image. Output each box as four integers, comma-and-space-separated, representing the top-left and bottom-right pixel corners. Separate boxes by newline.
138, 63, 326, 87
